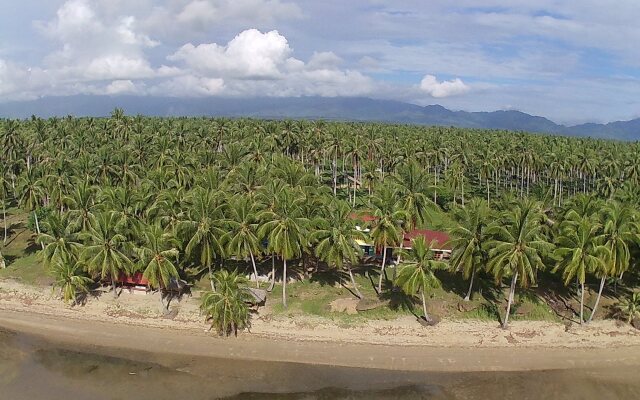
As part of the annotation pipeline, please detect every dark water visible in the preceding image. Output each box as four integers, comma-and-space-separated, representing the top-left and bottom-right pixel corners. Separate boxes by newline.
1, 328, 639, 400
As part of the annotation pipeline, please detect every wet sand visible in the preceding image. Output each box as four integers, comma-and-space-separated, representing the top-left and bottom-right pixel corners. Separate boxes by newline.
1, 320, 640, 400
2, 309, 640, 373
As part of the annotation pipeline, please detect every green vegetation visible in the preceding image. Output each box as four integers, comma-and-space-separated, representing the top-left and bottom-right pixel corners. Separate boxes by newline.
0, 111, 639, 334
200, 269, 252, 336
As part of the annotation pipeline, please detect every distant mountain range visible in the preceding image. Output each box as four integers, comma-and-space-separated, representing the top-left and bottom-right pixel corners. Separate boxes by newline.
1, 95, 639, 141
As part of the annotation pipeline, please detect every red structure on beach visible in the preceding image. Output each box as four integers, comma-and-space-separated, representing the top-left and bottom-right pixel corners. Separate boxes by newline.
117, 272, 149, 288
352, 213, 452, 260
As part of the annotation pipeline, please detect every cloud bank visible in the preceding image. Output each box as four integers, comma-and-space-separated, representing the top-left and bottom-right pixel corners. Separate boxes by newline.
2, 0, 640, 123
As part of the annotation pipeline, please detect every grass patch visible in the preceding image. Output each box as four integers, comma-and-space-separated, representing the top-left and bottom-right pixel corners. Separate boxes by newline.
0, 253, 49, 286
458, 302, 499, 321
268, 275, 419, 325
1, 209, 50, 286
512, 298, 560, 322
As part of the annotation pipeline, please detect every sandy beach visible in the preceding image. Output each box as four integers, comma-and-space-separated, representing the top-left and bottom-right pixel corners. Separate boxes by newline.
2, 279, 640, 373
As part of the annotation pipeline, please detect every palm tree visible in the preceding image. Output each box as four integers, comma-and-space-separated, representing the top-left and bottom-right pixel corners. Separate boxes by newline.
258, 188, 308, 308
311, 200, 365, 298
487, 199, 553, 329
369, 187, 407, 293
223, 195, 263, 288
0, 168, 10, 244
136, 223, 180, 309
49, 254, 93, 305
200, 269, 252, 336
448, 199, 491, 301
17, 168, 45, 243
81, 212, 132, 298
615, 292, 640, 324
553, 216, 608, 324
390, 160, 436, 229
179, 188, 225, 290
589, 202, 638, 322
65, 180, 98, 233
37, 212, 81, 268
396, 236, 448, 323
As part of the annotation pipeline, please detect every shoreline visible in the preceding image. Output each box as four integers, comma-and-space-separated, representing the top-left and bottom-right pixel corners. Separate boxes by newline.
2, 279, 640, 372
3, 308, 640, 373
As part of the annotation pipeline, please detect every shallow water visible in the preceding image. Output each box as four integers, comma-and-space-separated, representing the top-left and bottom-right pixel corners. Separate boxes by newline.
1, 327, 639, 400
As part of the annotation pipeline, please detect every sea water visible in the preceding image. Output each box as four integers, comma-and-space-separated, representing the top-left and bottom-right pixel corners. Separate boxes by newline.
0, 328, 638, 400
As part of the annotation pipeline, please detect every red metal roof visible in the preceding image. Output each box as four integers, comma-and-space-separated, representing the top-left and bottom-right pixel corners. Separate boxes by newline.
117, 272, 150, 286
402, 229, 451, 250
350, 213, 451, 250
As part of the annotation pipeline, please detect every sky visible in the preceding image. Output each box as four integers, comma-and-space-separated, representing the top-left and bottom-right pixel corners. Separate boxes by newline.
1, 1, 640, 124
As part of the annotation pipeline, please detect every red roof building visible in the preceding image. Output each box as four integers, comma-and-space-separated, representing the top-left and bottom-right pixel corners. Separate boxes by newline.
117, 272, 150, 287
402, 229, 451, 250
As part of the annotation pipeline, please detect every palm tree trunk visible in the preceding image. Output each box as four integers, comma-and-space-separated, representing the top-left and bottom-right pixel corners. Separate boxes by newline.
433, 170, 437, 203
580, 281, 584, 324
250, 250, 259, 288
421, 288, 432, 322
377, 246, 387, 293
33, 210, 44, 250
503, 272, 518, 329
112, 278, 118, 299
588, 275, 606, 323
332, 153, 337, 196
486, 178, 490, 203
268, 255, 276, 291
347, 265, 363, 299
2, 204, 7, 245
464, 265, 476, 301
282, 257, 288, 308
353, 177, 357, 206
208, 263, 215, 290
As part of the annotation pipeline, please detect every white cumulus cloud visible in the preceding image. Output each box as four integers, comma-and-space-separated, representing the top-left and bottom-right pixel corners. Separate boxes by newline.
419, 75, 470, 98
169, 29, 291, 79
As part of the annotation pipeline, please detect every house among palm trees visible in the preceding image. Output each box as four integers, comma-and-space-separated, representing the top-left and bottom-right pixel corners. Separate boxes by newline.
352, 213, 451, 261
401, 229, 451, 260
114, 272, 150, 292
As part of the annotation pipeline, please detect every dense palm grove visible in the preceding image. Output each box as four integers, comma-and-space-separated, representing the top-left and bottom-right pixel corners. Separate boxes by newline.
1, 110, 640, 334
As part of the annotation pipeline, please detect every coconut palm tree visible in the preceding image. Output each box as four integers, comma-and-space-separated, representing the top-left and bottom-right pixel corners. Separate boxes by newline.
258, 188, 308, 308
615, 292, 640, 324
369, 187, 407, 293
553, 216, 608, 324
65, 179, 99, 233
588, 202, 639, 322
179, 188, 225, 290
136, 223, 180, 309
311, 200, 366, 298
0, 168, 10, 244
81, 212, 132, 298
37, 212, 81, 268
49, 254, 93, 305
200, 269, 252, 336
396, 236, 448, 323
17, 167, 45, 242
390, 160, 436, 229
487, 199, 554, 329
223, 195, 263, 288
448, 198, 491, 301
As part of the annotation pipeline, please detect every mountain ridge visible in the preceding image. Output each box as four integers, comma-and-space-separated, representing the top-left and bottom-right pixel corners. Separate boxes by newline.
0, 95, 638, 141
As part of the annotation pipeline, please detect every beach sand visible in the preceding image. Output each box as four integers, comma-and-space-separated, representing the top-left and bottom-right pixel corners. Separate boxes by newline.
1, 279, 640, 372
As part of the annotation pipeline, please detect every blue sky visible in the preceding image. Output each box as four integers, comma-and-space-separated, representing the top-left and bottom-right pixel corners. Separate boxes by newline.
2, 1, 640, 124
